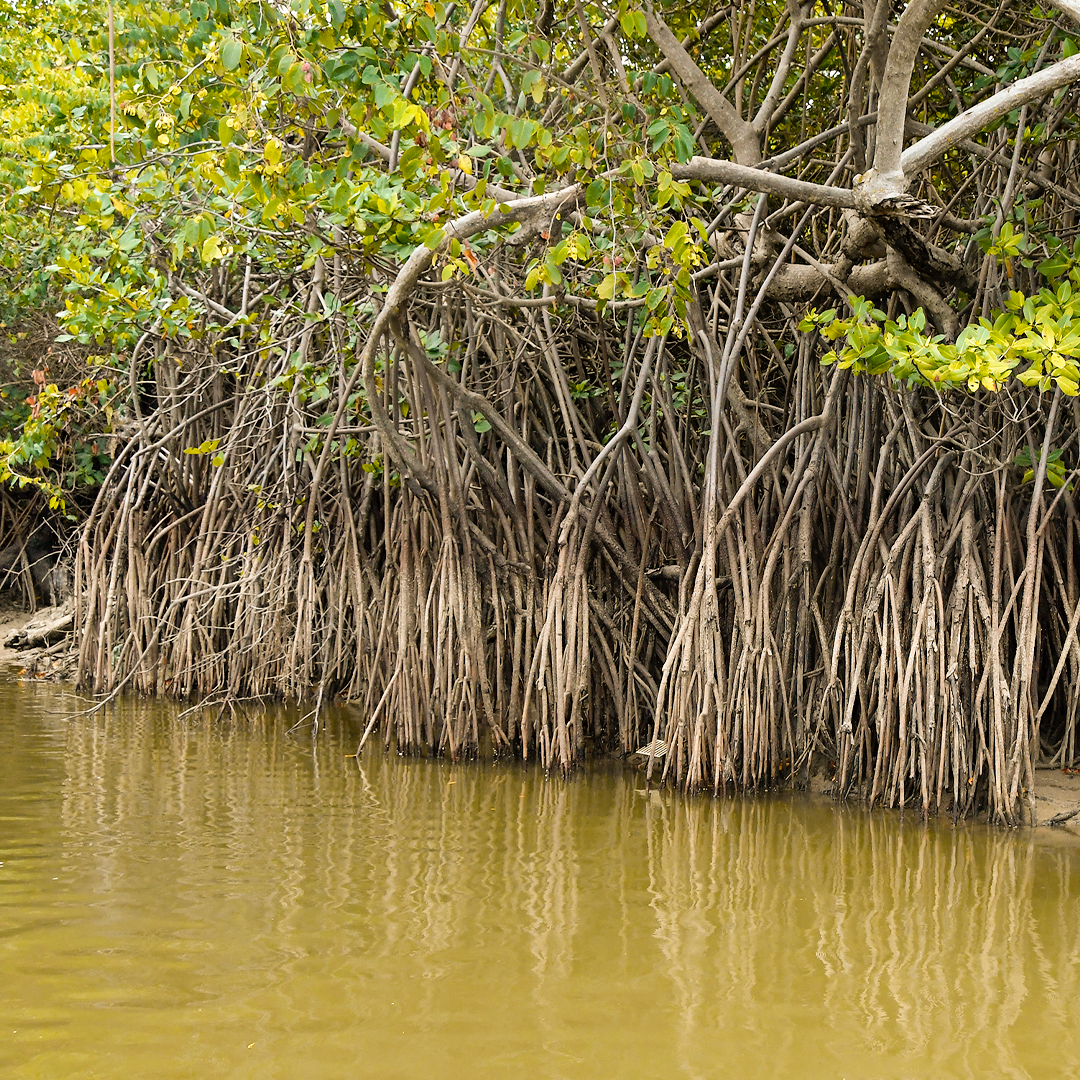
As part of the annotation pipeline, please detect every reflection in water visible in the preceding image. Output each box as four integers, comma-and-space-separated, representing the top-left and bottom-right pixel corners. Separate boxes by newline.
1, 683, 1079, 1079
644, 796, 1080, 1079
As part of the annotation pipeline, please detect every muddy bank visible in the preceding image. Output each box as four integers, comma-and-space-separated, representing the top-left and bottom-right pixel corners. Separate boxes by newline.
0, 600, 76, 678
1028, 769, 1080, 831
799, 763, 1080, 833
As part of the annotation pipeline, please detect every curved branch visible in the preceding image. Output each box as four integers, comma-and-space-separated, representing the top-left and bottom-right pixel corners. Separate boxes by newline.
873, 0, 951, 181
713, 368, 845, 541
301, 182, 585, 529
408, 328, 570, 505
886, 248, 959, 339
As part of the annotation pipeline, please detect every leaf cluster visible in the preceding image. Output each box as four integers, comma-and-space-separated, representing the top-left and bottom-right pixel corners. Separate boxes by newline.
804, 251, 1080, 398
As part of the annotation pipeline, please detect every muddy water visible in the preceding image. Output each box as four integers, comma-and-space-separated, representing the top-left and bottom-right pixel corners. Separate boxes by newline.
2, 681, 1080, 1079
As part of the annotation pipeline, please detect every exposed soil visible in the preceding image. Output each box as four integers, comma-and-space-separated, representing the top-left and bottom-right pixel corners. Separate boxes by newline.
1030, 768, 1080, 832
0, 599, 77, 680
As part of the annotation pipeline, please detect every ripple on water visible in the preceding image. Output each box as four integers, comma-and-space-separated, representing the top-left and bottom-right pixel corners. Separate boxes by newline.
2, 686, 1080, 1079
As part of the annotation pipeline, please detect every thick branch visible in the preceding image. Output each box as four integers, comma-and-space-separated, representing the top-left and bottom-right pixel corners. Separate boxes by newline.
902, 52, 1080, 175
672, 157, 857, 209
873, 0, 951, 180
1046, 0, 1080, 24
650, 9, 730, 79
767, 259, 890, 302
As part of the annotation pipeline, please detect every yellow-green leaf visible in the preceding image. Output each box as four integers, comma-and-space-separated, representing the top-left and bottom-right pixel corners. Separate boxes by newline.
184, 438, 221, 456
201, 235, 225, 263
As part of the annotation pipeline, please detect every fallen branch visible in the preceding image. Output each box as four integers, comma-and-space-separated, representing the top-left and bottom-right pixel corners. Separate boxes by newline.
5, 604, 74, 649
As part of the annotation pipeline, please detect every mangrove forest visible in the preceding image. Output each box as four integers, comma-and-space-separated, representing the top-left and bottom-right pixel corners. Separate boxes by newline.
5, 0, 1080, 823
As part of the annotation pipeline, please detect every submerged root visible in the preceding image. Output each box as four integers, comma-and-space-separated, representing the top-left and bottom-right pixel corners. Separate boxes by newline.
69, 263, 1080, 825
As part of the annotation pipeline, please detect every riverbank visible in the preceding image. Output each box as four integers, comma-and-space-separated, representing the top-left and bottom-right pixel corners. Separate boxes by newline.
1028, 768, 1080, 829
0, 600, 76, 678
802, 767, 1080, 832
3, 597, 1080, 829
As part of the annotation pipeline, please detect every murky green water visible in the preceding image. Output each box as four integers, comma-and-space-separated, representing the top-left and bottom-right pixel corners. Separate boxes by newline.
3, 680, 1080, 1079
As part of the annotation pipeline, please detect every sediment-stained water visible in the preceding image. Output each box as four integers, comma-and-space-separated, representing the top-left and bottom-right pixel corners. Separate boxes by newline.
2, 679, 1079, 1079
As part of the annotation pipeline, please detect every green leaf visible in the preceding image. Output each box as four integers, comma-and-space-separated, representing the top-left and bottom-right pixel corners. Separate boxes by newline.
221, 38, 242, 71
507, 117, 536, 149
283, 62, 306, 95
664, 220, 688, 248
585, 180, 608, 209
647, 118, 669, 152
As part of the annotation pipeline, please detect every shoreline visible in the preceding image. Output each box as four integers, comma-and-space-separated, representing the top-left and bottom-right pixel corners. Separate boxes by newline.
3, 600, 1080, 831
0, 600, 76, 675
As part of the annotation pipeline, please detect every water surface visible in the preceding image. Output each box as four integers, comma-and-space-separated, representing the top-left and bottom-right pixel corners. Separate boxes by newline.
2, 680, 1079, 1079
